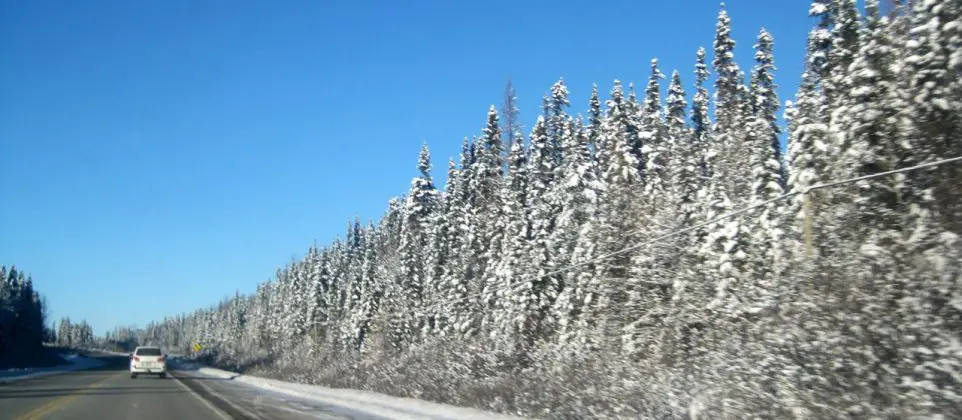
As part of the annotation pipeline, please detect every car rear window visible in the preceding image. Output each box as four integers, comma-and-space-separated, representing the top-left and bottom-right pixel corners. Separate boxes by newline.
136, 347, 162, 356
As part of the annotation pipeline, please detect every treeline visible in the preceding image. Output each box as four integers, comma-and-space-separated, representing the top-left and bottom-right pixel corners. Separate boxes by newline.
99, 325, 153, 353
0, 265, 52, 366
54, 317, 95, 349
130, 1, 961, 418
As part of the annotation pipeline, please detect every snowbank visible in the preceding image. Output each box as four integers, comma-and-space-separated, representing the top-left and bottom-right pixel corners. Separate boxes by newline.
0, 354, 105, 384
182, 364, 526, 420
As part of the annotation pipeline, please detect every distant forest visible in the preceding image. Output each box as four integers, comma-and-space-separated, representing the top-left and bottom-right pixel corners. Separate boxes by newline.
0, 266, 54, 367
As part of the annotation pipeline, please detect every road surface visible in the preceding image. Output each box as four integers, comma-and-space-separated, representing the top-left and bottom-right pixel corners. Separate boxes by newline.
0, 352, 384, 419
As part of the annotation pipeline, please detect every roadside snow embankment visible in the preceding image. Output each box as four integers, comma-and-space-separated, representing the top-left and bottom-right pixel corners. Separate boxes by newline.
180, 362, 525, 420
0, 354, 105, 384
92, 349, 131, 356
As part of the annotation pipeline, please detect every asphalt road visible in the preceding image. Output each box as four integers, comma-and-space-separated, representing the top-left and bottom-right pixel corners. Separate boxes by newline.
0, 353, 384, 420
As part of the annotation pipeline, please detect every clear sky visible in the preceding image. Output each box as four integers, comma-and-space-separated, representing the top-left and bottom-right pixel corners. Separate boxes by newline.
0, 0, 814, 334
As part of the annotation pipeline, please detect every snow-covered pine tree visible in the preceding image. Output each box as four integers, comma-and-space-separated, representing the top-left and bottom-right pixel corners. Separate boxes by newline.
771, 4, 868, 414
290, 259, 310, 345
464, 107, 504, 337
584, 81, 646, 351
550, 118, 600, 271
808, 0, 834, 81
479, 152, 512, 337
547, 79, 570, 165
901, 0, 962, 230
691, 47, 712, 179
711, 5, 739, 131
351, 224, 380, 352
547, 118, 601, 345
321, 239, 345, 350
489, 132, 531, 353
441, 139, 475, 337
396, 143, 439, 348
891, 0, 962, 414
511, 117, 556, 352
341, 226, 369, 350
783, 27, 833, 266
697, 128, 750, 315
819, 2, 916, 412
422, 161, 455, 338
587, 84, 603, 160
667, 70, 697, 226
275, 263, 299, 350
302, 245, 326, 344
687, 3, 753, 332
641, 58, 670, 203
625, 83, 645, 176
246, 280, 272, 353
746, 28, 786, 307
750, 28, 784, 185
711, 4, 750, 203
622, 58, 678, 358
59, 316, 72, 347
523, 81, 569, 316
553, 93, 604, 355
826, 0, 861, 110
660, 69, 705, 366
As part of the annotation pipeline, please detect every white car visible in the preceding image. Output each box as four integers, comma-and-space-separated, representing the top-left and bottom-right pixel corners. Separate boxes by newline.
129, 346, 167, 378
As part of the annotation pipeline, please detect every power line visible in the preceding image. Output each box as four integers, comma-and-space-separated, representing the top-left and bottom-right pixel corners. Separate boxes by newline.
421, 155, 962, 316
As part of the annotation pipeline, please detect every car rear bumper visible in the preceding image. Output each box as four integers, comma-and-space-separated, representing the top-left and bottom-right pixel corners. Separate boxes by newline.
130, 365, 167, 373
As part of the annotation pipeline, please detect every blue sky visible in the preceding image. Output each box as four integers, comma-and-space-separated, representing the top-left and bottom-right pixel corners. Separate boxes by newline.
0, 0, 813, 334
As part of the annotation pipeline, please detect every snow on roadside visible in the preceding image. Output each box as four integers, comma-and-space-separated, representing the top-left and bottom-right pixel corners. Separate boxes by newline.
168, 357, 203, 371
0, 353, 105, 384
178, 363, 527, 420
95, 349, 131, 356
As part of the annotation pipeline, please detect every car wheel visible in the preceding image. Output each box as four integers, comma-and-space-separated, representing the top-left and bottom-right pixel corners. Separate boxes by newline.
159, 373, 167, 379
131, 373, 137, 379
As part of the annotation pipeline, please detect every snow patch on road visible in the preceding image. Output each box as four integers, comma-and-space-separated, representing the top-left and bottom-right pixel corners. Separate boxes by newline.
184, 365, 525, 420
0, 354, 105, 384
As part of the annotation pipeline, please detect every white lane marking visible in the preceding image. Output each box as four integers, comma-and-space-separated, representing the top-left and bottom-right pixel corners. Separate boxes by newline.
169, 371, 233, 420
272, 403, 345, 419
177, 370, 263, 420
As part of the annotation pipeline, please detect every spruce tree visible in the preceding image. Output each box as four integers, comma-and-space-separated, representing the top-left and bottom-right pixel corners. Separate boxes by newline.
712, 4, 750, 200
894, 1, 962, 413
826, 0, 861, 108
516, 117, 557, 349
547, 118, 601, 339
691, 47, 712, 179
736, 29, 786, 326
397, 143, 439, 345
441, 141, 474, 337
463, 107, 504, 337
586, 81, 645, 344
641, 58, 670, 202
666, 70, 697, 224
491, 132, 531, 352
548, 79, 571, 165
587, 84, 603, 158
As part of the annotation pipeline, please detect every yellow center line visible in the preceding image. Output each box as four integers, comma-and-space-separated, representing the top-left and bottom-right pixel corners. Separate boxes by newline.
15, 372, 120, 420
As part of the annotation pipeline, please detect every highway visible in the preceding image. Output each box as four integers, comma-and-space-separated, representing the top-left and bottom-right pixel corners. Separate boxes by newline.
0, 352, 383, 420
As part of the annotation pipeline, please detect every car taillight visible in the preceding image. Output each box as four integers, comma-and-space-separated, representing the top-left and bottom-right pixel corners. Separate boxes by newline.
133, 356, 140, 362
158, 356, 165, 362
